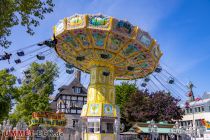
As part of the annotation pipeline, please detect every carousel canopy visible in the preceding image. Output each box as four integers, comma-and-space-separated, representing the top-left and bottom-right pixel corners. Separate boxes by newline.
54, 14, 162, 80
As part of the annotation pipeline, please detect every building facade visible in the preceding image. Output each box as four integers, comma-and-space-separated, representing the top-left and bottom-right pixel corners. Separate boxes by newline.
180, 90, 210, 139
181, 96, 210, 127
51, 71, 87, 140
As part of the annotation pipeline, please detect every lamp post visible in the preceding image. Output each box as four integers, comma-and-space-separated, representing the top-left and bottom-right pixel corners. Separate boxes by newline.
183, 123, 206, 140
81, 121, 86, 140
0, 120, 12, 140
75, 120, 83, 140
15, 120, 28, 140
0, 124, 3, 140
169, 121, 185, 140
148, 120, 159, 140
187, 123, 197, 140
16, 120, 28, 130
198, 126, 206, 140
120, 123, 125, 133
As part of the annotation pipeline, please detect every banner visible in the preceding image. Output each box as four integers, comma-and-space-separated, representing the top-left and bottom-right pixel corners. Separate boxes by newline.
30, 112, 67, 127
201, 119, 210, 130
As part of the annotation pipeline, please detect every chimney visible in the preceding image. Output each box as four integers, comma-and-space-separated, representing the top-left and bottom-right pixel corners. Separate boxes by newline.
75, 70, 81, 83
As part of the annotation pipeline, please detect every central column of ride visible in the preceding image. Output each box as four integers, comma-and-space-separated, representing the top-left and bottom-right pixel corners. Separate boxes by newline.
81, 62, 119, 140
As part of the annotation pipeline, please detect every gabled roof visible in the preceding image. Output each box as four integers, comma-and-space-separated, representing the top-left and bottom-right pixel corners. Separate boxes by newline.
189, 98, 210, 106
54, 78, 87, 101
131, 122, 174, 134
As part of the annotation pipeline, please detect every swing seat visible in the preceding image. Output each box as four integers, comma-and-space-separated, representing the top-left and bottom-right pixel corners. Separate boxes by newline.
66, 69, 74, 74
17, 51, 25, 56
36, 55, 45, 60
15, 59, 21, 64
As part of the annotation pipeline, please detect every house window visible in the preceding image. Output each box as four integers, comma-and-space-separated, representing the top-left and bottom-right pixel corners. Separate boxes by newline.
195, 108, 197, 113
185, 109, 189, 114
71, 109, 76, 114
66, 108, 71, 113
77, 109, 82, 114
73, 119, 78, 127
101, 122, 114, 133
70, 101, 77, 108
72, 96, 77, 100
107, 123, 114, 133
202, 106, 205, 112
196, 120, 201, 127
67, 96, 70, 100
101, 119, 115, 133
74, 87, 81, 94
61, 104, 65, 108
77, 101, 83, 108
198, 107, 201, 112
62, 95, 66, 100
66, 101, 70, 107
87, 122, 100, 133
190, 108, 192, 113
78, 97, 83, 101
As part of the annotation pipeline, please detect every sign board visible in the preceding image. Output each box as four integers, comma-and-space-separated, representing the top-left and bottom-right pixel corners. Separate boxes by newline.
30, 112, 67, 127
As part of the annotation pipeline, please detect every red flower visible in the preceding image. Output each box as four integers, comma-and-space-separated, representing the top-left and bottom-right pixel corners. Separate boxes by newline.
195, 97, 201, 101
185, 102, 190, 108
188, 92, 192, 97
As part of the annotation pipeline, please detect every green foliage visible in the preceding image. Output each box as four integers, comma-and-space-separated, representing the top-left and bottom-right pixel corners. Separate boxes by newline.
149, 91, 184, 121
0, 0, 54, 48
12, 61, 58, 124
0, 69, 18, 122
115, 83, 184, 130
115, 82, 137, 118
115, 82, 137, 131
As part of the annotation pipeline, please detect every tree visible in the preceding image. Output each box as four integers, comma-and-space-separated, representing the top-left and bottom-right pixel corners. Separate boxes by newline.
123, 90, 151, 123
115, 82, 138, 131
0, 69, 18, 123
124, 90, 184, 123
149, 91, 184, 122
12, 61, 58, 124
115, 82, 137, 117
0, 0, 54, 48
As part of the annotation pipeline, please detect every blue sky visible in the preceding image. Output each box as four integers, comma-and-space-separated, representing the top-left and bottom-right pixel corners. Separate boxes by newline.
1, 0, 210, 99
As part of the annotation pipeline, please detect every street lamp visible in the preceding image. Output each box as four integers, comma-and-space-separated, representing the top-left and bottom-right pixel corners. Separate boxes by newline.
120, 123, 125, 132
0, 124, 3, 140
198, 126, 206, 140
186, 124, 205, 140
3, 120, 12, 130
187, 123, 198, 140
0, 120, 13, 140
169, 121, 185, 140
16, 120, 28, 130
148, 120, 159, 140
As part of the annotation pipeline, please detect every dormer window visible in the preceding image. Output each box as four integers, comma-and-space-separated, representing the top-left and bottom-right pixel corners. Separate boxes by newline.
74, 87, 81, 94
58, 88, 64, 92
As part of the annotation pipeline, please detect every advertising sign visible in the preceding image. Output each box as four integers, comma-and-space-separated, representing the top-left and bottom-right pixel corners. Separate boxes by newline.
30, 112, 67, 127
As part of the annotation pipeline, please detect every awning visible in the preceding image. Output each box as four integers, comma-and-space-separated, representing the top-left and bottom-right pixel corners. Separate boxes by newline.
120, 132, 138, 135
136, 127, 171, 134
